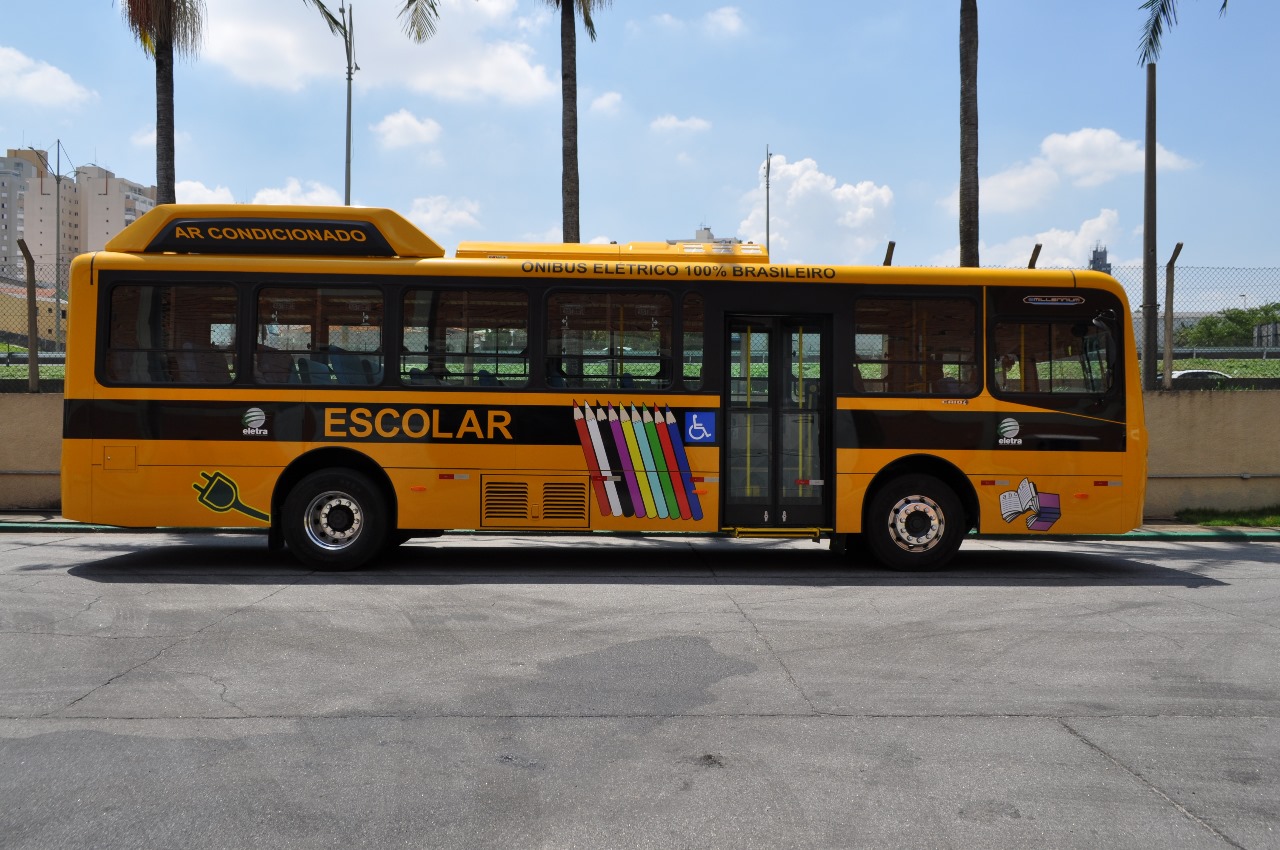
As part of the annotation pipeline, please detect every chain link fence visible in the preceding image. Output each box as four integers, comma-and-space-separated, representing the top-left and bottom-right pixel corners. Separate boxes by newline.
0, 261, 67, 391
1110, 265, 1280, 387
2, 261, 1277, 391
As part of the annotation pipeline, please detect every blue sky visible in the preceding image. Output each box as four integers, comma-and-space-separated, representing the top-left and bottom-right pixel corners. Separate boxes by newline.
6, 1, 1279, 274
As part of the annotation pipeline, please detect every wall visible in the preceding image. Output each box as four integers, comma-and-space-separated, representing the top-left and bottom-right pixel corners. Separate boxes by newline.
0, 393, 61, 509
2, 392, 1278, 519
1143, 390, 1280, 518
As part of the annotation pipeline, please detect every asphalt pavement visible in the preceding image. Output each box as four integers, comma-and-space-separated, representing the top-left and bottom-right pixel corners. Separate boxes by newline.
0, 524, 1277, 849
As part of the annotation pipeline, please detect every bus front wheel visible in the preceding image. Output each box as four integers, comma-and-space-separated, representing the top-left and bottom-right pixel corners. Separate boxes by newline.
283, 469, 388, 571
865, 474, 964, 571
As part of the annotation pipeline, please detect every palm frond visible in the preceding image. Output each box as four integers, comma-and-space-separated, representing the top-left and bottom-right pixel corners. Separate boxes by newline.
120, 0, 205, 59
399, 0, 441, 43
303, 0, 347, 38
1138, 0, 1177, 64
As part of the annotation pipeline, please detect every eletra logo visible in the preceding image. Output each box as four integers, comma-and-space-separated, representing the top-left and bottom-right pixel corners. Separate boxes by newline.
242, 407, 268, 436
998, 417, 1022, 446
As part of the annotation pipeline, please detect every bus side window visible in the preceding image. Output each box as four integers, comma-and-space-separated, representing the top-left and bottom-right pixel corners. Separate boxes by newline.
852, 296, 978, 396
106, 284, 237, 385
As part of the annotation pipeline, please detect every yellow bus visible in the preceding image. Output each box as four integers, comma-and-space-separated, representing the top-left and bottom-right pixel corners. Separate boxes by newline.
61, 204, 1146, 570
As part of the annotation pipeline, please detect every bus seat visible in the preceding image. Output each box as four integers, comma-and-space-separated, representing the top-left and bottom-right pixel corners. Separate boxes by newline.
477, 369, 498, 386
328, 349, 365, 384
303, 358, 335, 383
255, 347, 296, 384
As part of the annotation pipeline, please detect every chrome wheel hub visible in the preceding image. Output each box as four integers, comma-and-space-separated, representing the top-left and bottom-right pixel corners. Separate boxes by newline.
887, 494, 945, 552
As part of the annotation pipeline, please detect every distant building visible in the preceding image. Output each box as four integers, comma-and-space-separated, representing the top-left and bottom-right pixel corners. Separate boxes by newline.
0, 151, 39, 266
667, 225, 742, 249
76, 165, 157, 252
2, 148, 156, 279
1088, 244, 1112, 274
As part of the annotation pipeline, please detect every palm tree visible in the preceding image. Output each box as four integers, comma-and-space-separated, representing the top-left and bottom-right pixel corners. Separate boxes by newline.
121, 0, 205, 205
123, 1, 347, 206
544, 0, 611, 243
1139, 0, 1229, 63
959, 0, 979, 267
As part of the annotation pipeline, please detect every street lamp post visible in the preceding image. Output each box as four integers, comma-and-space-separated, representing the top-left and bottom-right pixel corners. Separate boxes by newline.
339, 3, 358, 206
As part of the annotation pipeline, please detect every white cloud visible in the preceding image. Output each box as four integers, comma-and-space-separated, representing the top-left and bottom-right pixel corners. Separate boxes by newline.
252, 178, 343, 205
704, 7, 745, 37
651, 114, 711, 133
738, 153, 894, 264
0, 47, 95, 107
407, 195, 481, 234
591, 92, 622, 114
968, 159, 1061, 214
943, 127, 1193, 215
372, 109, 442, 149
201, 0, 555, 103
1041, 127, 1192, 187
406, 41, 555, 103
176, 181, 236, 204
959, 208, 1122, 269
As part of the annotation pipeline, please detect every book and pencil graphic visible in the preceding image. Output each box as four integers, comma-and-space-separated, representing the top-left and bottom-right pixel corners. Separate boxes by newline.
572, 401, 703, 521
1000, 477, 1062, 531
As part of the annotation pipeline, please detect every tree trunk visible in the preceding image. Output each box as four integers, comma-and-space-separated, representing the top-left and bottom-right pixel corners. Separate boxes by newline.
560, 1, 581, 243
155, 34, 177, 205
959, 0, 979, 267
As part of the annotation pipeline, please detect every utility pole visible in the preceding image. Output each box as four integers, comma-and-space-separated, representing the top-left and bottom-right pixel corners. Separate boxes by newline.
340, 3, 358, 205
765, 145, 772, 255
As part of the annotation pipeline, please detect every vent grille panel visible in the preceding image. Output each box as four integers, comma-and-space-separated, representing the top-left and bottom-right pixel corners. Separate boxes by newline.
482, 476, 589, 528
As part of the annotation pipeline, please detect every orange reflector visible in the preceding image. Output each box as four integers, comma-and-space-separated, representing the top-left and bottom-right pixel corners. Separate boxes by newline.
1073, 493, 1089, 499
410, 486, 427, 492
693, 489, 708, 495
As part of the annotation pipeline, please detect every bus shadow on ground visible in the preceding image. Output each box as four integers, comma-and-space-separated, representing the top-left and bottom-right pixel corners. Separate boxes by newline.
61, 534, 1230, 589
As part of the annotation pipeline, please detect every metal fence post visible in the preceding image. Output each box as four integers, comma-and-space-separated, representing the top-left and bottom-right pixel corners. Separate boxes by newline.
1162, 243, 1183, 390
17, 239, 38, 393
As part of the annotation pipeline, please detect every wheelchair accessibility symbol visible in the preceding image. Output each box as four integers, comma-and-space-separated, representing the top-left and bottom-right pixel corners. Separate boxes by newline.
685, 412, 716, 443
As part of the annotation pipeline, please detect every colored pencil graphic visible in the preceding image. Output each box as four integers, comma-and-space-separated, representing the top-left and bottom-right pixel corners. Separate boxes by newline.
573, 401, 610, 514
583, 401, 623, 517
621, 406, 658, 518
653, 405, 692, 520
596, 403, 633, 517
608, 404, 645, 518
630, 405, 667, 518
664, 406, 703, 521
642, 405, 679, 514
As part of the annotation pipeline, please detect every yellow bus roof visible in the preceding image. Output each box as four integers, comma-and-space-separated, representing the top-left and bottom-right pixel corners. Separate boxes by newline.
104, 204, 446, 259
456, 240, 768, 263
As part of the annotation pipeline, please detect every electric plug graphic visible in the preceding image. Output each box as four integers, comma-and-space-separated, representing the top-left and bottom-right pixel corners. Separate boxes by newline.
193, 471, 270, 523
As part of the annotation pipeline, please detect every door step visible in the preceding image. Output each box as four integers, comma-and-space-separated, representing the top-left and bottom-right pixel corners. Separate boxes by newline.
724, 527, 828, 542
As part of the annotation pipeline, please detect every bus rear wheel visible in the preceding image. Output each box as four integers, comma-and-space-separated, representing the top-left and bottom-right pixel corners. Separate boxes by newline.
283, 469, 388, 571
865, 474, 964, 571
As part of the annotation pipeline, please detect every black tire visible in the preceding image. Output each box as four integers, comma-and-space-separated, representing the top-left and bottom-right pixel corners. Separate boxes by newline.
864, 474, 965, 571
282, 469, 388, 570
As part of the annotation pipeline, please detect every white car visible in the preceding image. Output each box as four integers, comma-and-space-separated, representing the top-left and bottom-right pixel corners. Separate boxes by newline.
1168, 369, 1231, 387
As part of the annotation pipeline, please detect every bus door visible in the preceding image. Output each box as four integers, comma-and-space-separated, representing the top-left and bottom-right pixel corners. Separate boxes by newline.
723, 317, 829, 528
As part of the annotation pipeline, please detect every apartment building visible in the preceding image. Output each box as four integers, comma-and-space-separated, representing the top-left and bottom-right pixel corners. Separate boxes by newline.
1, 148, 156, 277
